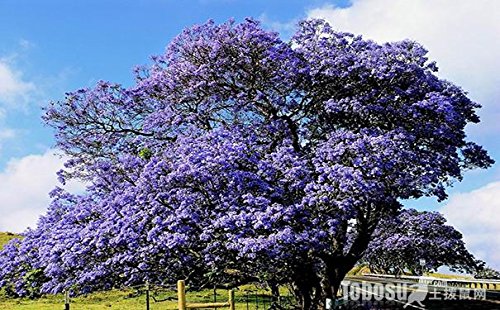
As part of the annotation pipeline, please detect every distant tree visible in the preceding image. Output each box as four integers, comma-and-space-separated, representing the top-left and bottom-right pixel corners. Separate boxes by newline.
475, 266, 500, 280
0, 19, 493, 309
363, 209, 480, 276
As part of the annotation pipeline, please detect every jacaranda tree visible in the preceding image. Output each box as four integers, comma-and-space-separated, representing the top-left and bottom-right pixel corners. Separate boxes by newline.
363, 209, 480, 276
475, 267, 500, 280
0, 18, 493, 309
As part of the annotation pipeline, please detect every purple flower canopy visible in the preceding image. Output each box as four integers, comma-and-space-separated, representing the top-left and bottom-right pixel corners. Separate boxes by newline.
364, 209, 480, 275
0, 18, 492, 304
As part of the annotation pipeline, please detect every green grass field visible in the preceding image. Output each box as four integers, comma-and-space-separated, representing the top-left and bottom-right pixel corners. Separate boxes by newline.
0, 289, 144, 310
0, 285, 283, 310
424, 272, 473, 280
0, 232, 21, 250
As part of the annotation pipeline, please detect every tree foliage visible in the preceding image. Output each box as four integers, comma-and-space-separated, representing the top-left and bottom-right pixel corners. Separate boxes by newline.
363, 209, 480, 275
475, 266, 500, 280
0, 18, 493, 308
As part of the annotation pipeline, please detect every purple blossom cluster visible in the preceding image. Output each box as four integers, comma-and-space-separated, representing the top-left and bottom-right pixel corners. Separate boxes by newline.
363, 209, 481, 275
0, 18, 492, 308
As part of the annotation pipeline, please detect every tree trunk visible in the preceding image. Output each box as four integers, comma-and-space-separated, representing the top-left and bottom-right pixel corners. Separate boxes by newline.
269, 281, 280, 310
322, 221, 376, 308
292, 212, 379, 309
292, 262, 323, 310
325, 258, 355, 302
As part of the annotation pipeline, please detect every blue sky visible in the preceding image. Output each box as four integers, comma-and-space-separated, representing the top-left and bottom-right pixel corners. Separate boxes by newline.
0, 0, 338, 163
0, 0, 499, 268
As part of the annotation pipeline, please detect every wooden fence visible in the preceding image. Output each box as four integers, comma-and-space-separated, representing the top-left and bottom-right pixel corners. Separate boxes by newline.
177, 280, 235, 310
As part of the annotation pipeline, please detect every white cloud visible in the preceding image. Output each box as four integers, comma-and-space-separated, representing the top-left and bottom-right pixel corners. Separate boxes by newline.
0, 128, 16, 140
18, 39, 35, 50
259, 13, 298, 39
307, 0, 500, 136
440, 182, 500, 270
0, 150, 85, 233
0, 128, 16, 153
0, 59, 35, 107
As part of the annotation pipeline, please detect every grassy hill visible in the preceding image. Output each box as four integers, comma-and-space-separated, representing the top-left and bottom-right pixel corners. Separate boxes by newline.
0, 232, 22, 250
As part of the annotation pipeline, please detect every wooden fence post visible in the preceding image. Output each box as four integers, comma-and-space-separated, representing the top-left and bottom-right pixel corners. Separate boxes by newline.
64, 289, 70, 310
178, 280, 187, 310
228, 289, 235, 310
146, 281, 150, 310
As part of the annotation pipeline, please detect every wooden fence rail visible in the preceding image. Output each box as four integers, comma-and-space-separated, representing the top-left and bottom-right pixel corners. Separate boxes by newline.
177, 280, 235, 310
